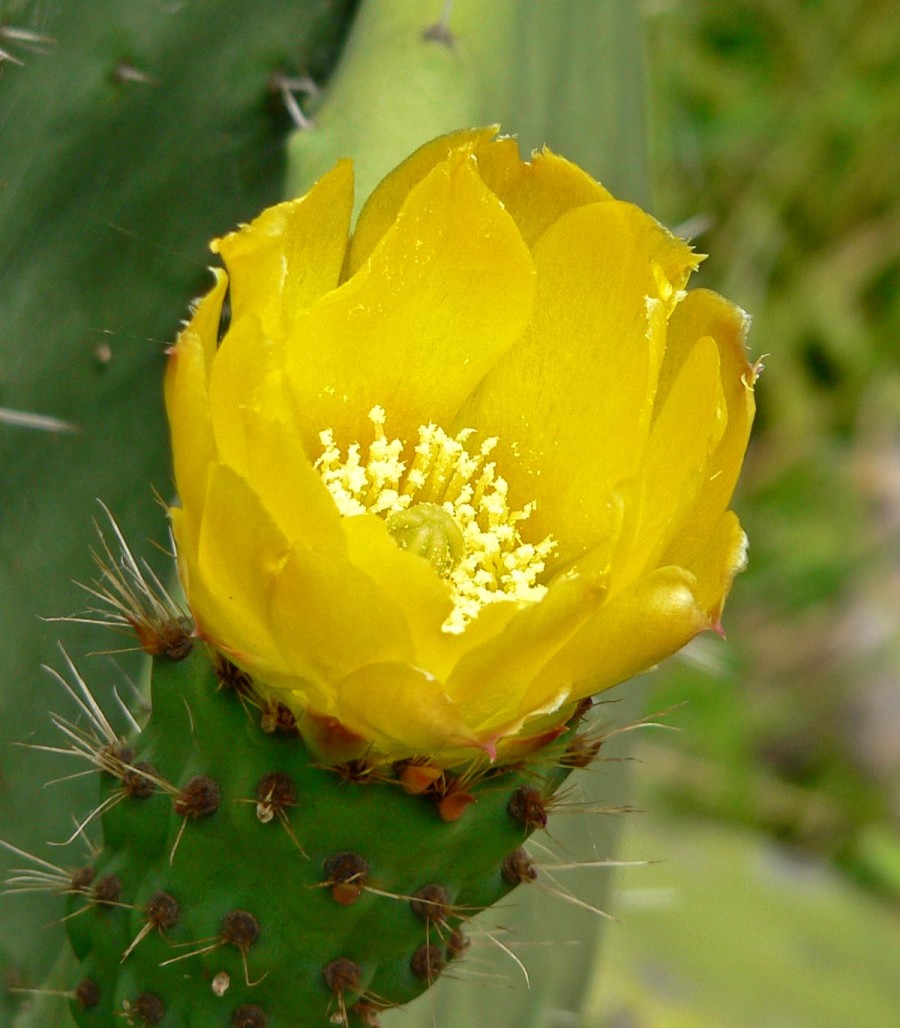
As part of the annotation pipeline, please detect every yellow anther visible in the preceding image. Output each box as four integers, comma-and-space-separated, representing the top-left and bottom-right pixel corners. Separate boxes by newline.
314, 408, 555, 632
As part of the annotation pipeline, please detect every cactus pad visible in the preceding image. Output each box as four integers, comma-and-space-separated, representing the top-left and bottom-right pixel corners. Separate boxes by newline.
58, 630, 592, 1026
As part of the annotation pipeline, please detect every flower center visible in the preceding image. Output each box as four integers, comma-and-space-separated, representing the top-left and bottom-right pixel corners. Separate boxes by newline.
315, 406, 555, 633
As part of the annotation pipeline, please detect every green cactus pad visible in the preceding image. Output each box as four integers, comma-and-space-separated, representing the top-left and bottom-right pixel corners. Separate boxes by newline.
60, 642, 587, 1026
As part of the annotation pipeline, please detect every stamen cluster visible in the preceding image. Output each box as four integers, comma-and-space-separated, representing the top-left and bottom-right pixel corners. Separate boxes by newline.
315, 407, 556, 633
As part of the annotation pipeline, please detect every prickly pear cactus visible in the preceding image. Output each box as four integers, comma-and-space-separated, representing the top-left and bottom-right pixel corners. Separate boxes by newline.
2, 4, 756, 1028
30, 117, 754, 1026
54, 609, 599, 1027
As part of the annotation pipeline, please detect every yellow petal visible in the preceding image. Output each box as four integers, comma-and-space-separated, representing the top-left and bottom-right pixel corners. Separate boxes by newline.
204, 313, 345, 550
173, 501, 292, 691
346, 126, 498, 276
341, 513, 454, 659
348, 129, 613, 274
685, 510, 749, 625
446, 572, 605, 732
206, 312, 272, 471
662, 289, 757, 568
172, 502, 303, 701
609, 334, 726, 591
424, 600, 528, 683
336, 662, 476, 755
526, 566, 711, 711
229, 409, 346, 553
194, 464, 413, 693
192, 463, 294, 665
267, 545, 415, 687
283, 152, 536, 453
164, 268, 228, 515
212, 160, 354, 334
458, 201, 698, 569
474, 139, 614, 246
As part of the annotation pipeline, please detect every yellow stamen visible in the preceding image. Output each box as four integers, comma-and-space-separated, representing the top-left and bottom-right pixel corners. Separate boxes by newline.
315, 407, 555, 633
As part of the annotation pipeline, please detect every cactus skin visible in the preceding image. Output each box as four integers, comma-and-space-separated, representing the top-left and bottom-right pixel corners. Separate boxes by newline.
62, 638, 589, 1026
288, 0, 650, 216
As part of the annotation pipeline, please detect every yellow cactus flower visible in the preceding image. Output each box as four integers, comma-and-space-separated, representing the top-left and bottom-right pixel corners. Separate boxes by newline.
165, 127, 757, 764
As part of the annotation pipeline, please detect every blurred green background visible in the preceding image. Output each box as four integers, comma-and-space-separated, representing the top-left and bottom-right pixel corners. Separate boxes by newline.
592, 1, 900, 1024
644, 0, 900, 903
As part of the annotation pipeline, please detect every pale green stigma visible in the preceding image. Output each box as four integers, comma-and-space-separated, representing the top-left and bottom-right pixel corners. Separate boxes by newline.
385, 503, 466, 578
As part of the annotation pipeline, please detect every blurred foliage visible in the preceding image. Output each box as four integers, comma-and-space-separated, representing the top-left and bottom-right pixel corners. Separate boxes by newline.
641, 0, 900, 901
590, 807, 900, 1027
